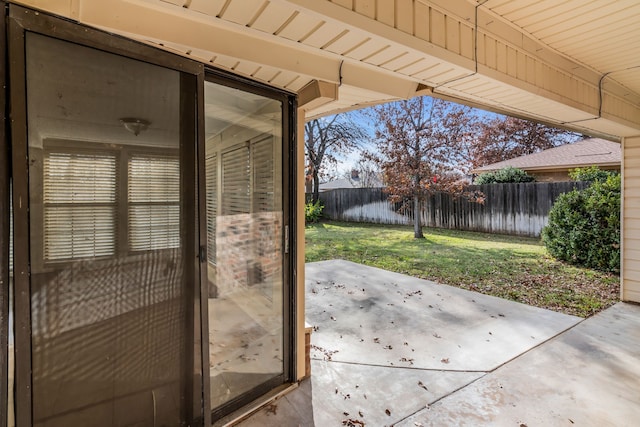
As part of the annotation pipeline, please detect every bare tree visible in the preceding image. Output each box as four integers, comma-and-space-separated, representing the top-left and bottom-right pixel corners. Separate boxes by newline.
305, 113, 367, 202
370, 97, 479, 238
347, 153, 382, 188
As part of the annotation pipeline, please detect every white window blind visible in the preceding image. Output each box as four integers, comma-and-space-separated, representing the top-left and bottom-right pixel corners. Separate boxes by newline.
205, 153, 217, 264
252, 137, 275, 213
128, 154, 180, 251
43, 152, 117, 260
221, 146, 250, 215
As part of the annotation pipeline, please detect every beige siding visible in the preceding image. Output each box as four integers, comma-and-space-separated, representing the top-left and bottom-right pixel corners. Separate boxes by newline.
323, 0, 640, 135
623, 136, 640, 303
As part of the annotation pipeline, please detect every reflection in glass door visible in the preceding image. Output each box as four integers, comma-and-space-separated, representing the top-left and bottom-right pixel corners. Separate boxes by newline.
23, 33, 200, 426
204, 80, 285, 415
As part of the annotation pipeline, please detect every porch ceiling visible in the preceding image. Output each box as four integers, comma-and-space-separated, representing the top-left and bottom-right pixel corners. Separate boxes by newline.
483, 0, 640, 97
16, 0, 640, 138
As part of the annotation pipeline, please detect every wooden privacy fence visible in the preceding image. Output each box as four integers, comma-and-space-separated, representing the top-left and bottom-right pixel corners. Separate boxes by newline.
316, 182, 591, 237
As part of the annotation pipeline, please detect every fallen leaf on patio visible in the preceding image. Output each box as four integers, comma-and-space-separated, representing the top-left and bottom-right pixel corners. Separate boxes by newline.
331, 316, 337, 321
266, 404, 277, 415
433, 333, 442, 338
342, 419, 365, 427
359, 411, 363, 417
569, 419, 574, 424
343, 412, 349, 416
385, 409, 391, 416
404, 342, 409, 346
384, 345, 393, 350
373, 337, 380, 343
418, 381, 428, 391
441, 358, 450, 364
414, 423, 424, 427
311, 344, 338, 361
335, 388, 339, 394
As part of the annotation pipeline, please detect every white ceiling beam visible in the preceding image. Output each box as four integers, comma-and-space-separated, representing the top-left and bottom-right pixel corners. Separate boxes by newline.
73, 0, 422, 100
78, 0, 339, 83
277, 0, 476, 72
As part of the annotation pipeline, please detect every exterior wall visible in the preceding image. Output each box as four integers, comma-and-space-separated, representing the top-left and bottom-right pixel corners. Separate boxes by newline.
530, 166, 620, 183
530, 171, 572, 182
215, 212, 282, 297
623, 136, 640, 303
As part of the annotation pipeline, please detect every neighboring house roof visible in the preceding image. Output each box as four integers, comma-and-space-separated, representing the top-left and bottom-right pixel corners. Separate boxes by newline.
319, 172, 383, 191
472, 138, 620, 174
319, 178, 355, 191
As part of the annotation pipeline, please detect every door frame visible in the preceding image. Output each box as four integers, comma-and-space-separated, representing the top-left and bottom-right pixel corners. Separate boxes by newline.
203, 69, 297, 421
0, 4, 9, 426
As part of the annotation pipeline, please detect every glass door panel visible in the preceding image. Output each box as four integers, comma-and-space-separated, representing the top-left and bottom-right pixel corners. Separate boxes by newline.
204, 81, 284, 414
25, 33, 199, 426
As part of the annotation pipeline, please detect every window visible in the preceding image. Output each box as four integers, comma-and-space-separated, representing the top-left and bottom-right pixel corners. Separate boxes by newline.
205, 153, 217, 264
42, 146, 179, 261
128, 154, 180, 251
43, 151, 117, 261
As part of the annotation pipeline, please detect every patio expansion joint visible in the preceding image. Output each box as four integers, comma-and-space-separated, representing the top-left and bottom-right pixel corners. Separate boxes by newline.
310, 357, 490, 374
484, 315, 586, 374
390, 315, 588, 426
390, 369, 491, 426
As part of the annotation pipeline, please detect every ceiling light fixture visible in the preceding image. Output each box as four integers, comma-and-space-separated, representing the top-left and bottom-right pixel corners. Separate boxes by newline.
120, 118, 150, 136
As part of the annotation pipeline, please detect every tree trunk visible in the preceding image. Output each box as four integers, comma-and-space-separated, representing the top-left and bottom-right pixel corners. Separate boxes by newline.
413, 195, 424, 239
312, 169, 320, 203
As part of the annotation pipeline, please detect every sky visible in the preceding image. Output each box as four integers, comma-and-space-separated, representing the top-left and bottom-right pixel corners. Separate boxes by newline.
318, 95, 584, 181
327, 100, 503, 178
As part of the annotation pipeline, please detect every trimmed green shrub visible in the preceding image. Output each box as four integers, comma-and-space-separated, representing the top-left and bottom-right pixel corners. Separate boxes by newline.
569, 165, 618, 183
474, 166, 535, 184
305, 200, 324, 224
542, 174, 620, 272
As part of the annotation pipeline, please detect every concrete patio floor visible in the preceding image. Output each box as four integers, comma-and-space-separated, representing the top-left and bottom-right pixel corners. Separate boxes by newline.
234, 260, 640, 426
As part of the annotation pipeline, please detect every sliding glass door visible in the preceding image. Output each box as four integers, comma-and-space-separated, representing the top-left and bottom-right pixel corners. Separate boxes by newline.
11, 20, 203, 426
5, 6, 295, 426
204, 79, 288, 418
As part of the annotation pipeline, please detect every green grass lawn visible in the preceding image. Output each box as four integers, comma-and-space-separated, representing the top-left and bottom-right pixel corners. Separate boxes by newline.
305, 221, 619, 318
